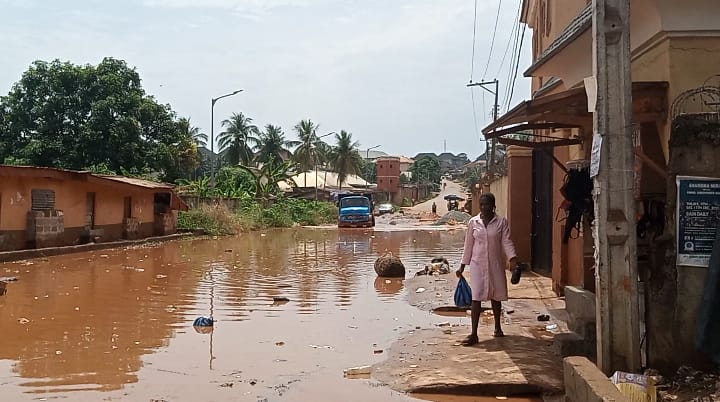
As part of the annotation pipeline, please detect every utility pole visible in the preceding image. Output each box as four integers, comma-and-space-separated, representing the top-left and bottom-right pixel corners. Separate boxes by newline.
592, 0, 641, 374
210, 89, 243, 191
467, 79, 499, 175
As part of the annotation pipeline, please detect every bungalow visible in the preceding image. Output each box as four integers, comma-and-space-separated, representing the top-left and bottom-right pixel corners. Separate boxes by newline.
0, 165, 188, 252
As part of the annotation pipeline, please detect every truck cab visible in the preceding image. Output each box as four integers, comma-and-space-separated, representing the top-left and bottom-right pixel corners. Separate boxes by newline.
337, 194, 375, 228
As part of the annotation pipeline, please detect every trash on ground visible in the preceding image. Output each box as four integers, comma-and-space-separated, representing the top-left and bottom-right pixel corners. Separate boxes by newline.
415, 287, 426, 293
537, 314, 551, 321
611, 371, 656, 402
343, 366, 371, 376
18, 317, 30, 324
545, 324, 558, 331
435, 322, 451, 327
193, 316, 214, 327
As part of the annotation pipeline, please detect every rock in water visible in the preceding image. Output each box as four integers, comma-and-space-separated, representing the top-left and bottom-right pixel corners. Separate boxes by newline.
0, 281, 6, 296
374, 253, 405, 277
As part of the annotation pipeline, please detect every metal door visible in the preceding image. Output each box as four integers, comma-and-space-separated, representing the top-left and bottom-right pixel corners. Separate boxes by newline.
531, 149, 554, 273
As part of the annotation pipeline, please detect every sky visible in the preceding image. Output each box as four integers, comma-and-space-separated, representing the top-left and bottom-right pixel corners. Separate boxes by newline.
0, 0, 532, 160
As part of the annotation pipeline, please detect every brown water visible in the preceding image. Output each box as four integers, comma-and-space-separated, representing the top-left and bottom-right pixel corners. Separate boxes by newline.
0, 228, 537, 401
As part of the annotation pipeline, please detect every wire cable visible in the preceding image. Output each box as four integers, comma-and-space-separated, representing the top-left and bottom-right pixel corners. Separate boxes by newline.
469, 0, 479, 82
495, 0, 523, 79
506, 22, 527, 111
482, 0, 503, 79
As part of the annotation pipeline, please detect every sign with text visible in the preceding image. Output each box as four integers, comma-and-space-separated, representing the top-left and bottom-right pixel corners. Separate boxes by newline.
677, 176, 720, 267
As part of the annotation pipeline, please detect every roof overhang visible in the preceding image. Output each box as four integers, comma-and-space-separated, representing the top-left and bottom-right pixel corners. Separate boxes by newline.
482, 81, 669, 148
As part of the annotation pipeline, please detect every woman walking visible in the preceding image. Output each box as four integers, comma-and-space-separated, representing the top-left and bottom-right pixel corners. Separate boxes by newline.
456, 192, 523, 345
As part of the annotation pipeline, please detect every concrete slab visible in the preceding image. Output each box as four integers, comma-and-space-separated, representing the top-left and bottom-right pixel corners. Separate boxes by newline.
375, 270, 568, 397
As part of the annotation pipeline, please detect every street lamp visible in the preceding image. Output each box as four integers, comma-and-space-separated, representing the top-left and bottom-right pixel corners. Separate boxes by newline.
366, 144, 381, 159
315, 132, 336, 200
365, 145, 380, 190
210, 89, 243, 188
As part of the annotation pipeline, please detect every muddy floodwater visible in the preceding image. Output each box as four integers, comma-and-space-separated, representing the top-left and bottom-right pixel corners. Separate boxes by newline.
0, 227, 538, 401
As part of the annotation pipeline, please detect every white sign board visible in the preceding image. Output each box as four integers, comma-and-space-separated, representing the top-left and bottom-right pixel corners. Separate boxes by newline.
590, 133, 602, 178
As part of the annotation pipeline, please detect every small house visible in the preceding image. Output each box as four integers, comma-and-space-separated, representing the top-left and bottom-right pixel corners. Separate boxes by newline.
0, 166, 188, 251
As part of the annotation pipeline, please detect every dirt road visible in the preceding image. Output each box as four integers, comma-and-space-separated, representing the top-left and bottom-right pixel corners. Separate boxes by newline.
408, 180, 469, 216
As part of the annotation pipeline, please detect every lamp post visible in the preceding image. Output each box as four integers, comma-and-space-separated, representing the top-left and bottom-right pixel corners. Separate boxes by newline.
365, 145, 380, 190
210, 89, 243, 189
315, 132, 336, 200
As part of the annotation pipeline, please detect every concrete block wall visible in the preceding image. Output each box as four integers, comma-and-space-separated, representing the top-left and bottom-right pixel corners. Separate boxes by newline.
564, 356, 628, 402
555, 286, 597, 359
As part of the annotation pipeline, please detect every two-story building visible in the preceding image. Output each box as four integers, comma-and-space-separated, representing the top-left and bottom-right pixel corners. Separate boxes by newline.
483, 0, 720, 371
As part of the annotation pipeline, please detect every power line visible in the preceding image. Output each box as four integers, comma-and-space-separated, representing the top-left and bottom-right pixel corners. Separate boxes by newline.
506, 22, 527, 111
469, 0, 479, 82
495, 0, 523, 79
481, 0, 504, 79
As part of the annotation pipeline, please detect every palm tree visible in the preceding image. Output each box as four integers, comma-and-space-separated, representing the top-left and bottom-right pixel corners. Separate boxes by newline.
291, 119, 320, 187
255, 124, 300, 167
178, 117, 208, 148
329, 130, 363, 191
315, 140, 333, 190
218, 112, 259, 166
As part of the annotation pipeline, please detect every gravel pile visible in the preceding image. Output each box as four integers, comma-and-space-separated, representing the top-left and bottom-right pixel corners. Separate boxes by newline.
434, 211, 472, 225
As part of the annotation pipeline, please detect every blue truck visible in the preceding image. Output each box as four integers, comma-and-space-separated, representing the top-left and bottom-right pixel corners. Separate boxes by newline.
337, 193, 375, 228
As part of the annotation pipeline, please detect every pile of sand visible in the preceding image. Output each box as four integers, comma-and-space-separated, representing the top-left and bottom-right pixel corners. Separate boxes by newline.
434, 211, 472, 225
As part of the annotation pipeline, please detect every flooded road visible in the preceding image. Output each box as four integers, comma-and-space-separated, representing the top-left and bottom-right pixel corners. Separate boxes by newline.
0, 227, 537, 401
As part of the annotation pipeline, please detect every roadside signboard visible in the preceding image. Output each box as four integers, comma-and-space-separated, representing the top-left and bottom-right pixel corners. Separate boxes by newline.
677, 176, 720, 267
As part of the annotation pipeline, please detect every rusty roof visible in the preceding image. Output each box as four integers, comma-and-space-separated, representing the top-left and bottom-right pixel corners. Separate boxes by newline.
93, 175, 174, 189
0, 165, 175, 189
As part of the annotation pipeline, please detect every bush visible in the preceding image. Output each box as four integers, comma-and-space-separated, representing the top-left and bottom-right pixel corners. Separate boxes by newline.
235, 198, 338, 230
177, 204, 242, 235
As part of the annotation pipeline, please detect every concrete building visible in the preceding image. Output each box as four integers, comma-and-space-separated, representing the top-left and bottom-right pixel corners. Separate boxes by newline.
482, 0, 720, 370
376, 156, 401, 202
0, 166, 187, 251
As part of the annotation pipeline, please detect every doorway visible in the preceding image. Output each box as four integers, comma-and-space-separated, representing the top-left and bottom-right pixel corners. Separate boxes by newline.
86, 192, 96, 230
531, 149, 554, 274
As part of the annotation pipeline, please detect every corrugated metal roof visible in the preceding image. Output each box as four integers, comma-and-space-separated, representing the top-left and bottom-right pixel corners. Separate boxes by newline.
94, 175, 174, 189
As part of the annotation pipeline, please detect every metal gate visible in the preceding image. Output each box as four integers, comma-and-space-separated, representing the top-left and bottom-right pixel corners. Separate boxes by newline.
531, 149, 554, 273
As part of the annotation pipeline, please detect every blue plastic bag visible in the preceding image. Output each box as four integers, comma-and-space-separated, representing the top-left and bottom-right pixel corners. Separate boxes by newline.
454, 275, 472, 307
193, 316, 214, 327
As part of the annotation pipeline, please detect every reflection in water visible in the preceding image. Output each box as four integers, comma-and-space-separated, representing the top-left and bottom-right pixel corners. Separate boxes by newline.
374, 277, 405, 296
0, 228, 467, 400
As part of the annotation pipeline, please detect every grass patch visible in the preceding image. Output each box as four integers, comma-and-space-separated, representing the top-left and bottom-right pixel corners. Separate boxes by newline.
177, 204, 242, 235
180, 198, 339, 234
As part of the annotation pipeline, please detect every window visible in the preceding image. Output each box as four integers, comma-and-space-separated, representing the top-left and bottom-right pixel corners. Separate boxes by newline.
31, 189, 55, 210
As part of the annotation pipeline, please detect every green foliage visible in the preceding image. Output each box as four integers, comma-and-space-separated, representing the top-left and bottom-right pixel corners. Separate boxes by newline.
84, 162, 117, 175
0, 58, 198, 182
464, 166, 480, 188
328, 130, 363, 190
187, 198, 338, 233
218, 112, 259, 166
254, 124, 299, 167
177, 204, 242, 236
359, 158, 377, 183
402, 197, 412, 207
409, 156, 442, 185
292, 119, 320, 173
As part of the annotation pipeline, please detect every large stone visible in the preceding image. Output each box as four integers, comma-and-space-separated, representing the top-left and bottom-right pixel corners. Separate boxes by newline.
374, 254, 406, 277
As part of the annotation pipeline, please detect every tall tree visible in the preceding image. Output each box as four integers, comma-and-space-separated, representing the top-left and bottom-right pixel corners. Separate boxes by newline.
178, 117, 207, 148
329, 130, 363, 191
409, 155, 442, 184
291, 119, 320, 187
254, 124, 300, 167
0, 58, 197, 182
218, 112, 259, 166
